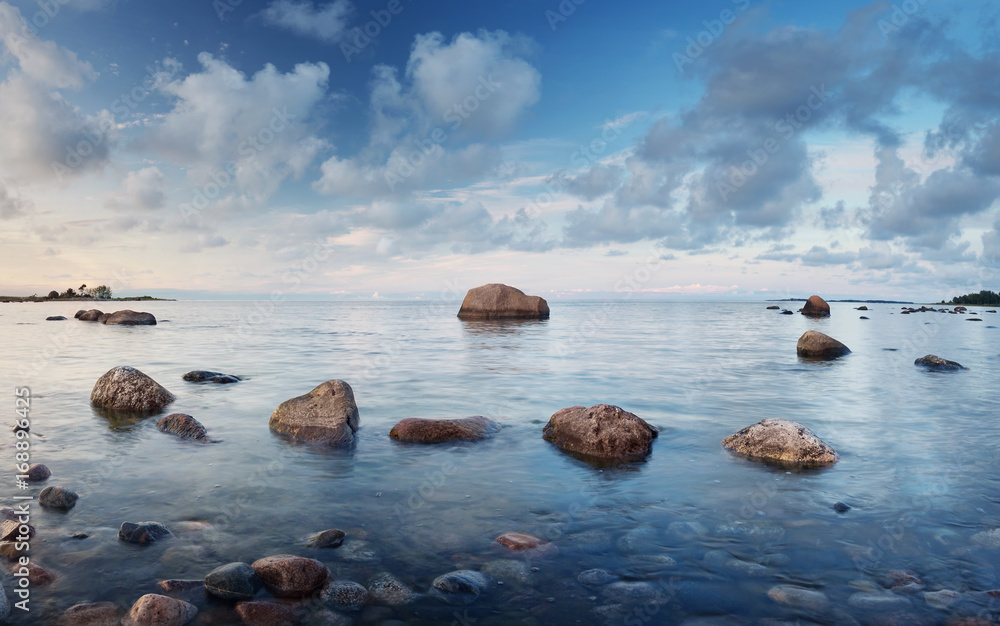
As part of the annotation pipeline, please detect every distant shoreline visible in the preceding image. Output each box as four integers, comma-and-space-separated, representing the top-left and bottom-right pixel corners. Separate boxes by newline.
0, 296, 175, 303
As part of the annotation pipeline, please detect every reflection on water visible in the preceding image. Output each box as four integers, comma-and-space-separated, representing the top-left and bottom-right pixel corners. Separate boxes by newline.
3, 300, 1000, 623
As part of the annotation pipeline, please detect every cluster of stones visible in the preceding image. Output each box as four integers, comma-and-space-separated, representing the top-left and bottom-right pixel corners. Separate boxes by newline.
71, 309, 158, 324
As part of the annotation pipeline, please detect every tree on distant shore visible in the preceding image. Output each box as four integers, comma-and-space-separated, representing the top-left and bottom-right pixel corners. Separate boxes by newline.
947, 290, 1000, 305
87, 285, 112, 299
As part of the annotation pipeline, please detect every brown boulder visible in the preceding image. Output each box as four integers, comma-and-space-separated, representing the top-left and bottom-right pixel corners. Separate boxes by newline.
723, 418, 838, 467
801, 295, 831, 317
60, 602, 122, 626
914, 355, 967, 371
156, 414, 210, 441
122, 594, 197, 626
457, 283, 549, 320
268, 380, 359, 445
796, 330, 850, 359
102, 310, 156, 325
251, 555, 328, 598
91, 366, 175, 414
235, 601, 298, 626
78, 309, 103, 321
542, 404, 658, 461
495, 532, 544, 550
389, 416, 501, 443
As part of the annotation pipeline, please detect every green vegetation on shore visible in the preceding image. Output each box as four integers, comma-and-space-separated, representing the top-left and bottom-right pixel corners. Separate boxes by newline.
1, 284, 173, 302
939, 290, 1000, 306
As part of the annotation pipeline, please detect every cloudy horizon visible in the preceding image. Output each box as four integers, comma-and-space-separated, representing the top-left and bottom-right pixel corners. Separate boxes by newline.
1, 0, 999, 302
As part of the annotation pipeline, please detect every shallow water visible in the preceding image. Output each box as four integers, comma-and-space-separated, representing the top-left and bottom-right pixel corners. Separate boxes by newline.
3, 300, 1000, 624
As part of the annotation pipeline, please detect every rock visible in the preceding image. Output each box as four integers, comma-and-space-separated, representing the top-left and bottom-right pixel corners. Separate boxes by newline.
857, 305, 869, 310
766, 305, 780, 309
603, 581, 669, 605
74, 309, 87, 319
780, 309, 793, 314
860, 316, 869, 319
0, 541, 26, 559
118, 521, 171, 545
577, 569, 618, 586
667, 520, 709, 539
78, 309, 103, 321
158, 580, 203, 593
389, 416, 501, 443
91, 366, 175, 414
39, 485, 79, 509
0, 519, 34, 541
796, 330, 851, 359
334, 539, 379, 563
723, 418, 838, 467
847, 592, 911, 611
156, 414, 210, 441
457, 283, 550, 320
268, 380, 359, 446
367, 572, 415, 605
321, 580, 369, 611
182, 371, 240, 384
122, 594, 197, 626
971, 528, 1000, 548
102, 310, 156, 325
616, 526, 658, 553
801, 295, 831, 317
914, 355, 967, 371
307, 528, 346, 548
968, 318, 983, 321
10, 562, 53, 585
431, 570, 491, 604
481, 560, 533, 586
924, 589, 961, 610
0, 508, 18, 522
25, 463, 50, 481
235, 601, 298, 626
833, 502, 851, 513
251, 555, 328, 598
47, 315, 67, 321
204, 562, 263, 600
60, 602, 121, 625
97, 313, 110, 323
767, 585, 829, 610
496, 532, 545, 550
542, 404, 658, 461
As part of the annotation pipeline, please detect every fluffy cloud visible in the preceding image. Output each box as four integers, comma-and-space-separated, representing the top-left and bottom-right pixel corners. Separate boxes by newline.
0, 183, 31, 219
260, 0, 352, 43
106, 167, 167, 211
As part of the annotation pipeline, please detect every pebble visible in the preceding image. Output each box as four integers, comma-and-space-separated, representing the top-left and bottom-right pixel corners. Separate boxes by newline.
60, 601, 122, 625
577, 568, 618, 586
118, 521, 171, 545
367, 571, 415, 606
321, 579, 369, 611
25, 463, 51, 481
924, 589, 961, 610
767, 584, 829, 610
833, 502, 851, 513
39, 485, 78, 509
431, 570, 491, 605
203, 562, 262, 600
495, 532, 545, 550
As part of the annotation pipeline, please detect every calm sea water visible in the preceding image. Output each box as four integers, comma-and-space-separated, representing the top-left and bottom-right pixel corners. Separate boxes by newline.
3, 300, 1000, 624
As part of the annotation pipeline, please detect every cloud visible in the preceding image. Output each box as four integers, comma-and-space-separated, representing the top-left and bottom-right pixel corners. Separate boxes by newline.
561, 164, 624, 201
106, 167, 167, 211
260, 0, 352, 43
0, 182, 31, 219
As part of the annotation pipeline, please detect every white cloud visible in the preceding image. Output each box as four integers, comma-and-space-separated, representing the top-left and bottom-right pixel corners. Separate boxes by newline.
106, 166, 167, 210
0, 3, 96, 89
260, 0, 352, 42
0, 182, 31, 218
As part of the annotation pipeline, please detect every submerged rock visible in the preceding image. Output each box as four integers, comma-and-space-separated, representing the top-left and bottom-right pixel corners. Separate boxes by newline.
156, 414, 210, 441
431, 570, 491, 604
481, 560, 534, 586
118, 521, 171, 545
158, 580, 203, 593
766, 305, 780, 310
39, 486, 79, 509
847, 591, 911, 611
542, 404, 658, 461
102, 310, 156, 325
577, 569, 618, 586
268, 380, 359, 446
204, 562, 262, 600
767, 585, 829, 610
389, 416, 501, 443
0, 519, 34, 541
91, 366, 175, 414
12, 562, 53, 586
796, 330, 851, 359
78, 309, 104, 321
367, 572, 415, 605
801, 295, 831, 317
457, 283, 550, 320
74, 309, 87, 319
307, 528, 346, 548
26, 463, 50, 481
723, 418, 838, 467
914, 355, 967, 371
122, 594, 197, 626
603, 581, 669, 605
46, 315, 67, 321
321, 580, 369, 611
252, 555, 328, 598
234, 601, 297, 626
182, 371, 240, 384
495, 532, 545, 551
60, 602, 122, 625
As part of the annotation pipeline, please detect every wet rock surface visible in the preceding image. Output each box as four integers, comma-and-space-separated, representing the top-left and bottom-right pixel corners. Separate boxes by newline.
182, 370, 240, 384
431, 570, 491, 604
796, 330, 851, 359
914, 354, 967, 371
91, 366, 175, 414
801, 295, 831, 317
542, 404, 658, 462
156, 414, 210, 441
122, 594, 197, 625
389, 416, 501, 443
367, 572, 415, 605
204, 562, 262, 600
118, 521, 171, 545
102, 310, 156, 325
251, 555, 328, 598
39, 485, 79, 509
457, 283, 550, 320
268, 379, 359, 446
723, 418, 838, 467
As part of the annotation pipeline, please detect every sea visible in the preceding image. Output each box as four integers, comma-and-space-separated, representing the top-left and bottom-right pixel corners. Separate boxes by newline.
2, 299, 1000, 624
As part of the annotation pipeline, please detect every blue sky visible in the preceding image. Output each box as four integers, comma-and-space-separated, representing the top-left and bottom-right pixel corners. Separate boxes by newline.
1, 0, 998, 301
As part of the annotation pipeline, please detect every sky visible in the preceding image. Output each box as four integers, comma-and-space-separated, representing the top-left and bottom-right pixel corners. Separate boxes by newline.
0, 0, 999, 301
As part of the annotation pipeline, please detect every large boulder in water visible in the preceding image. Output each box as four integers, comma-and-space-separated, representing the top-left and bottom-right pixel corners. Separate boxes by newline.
268, 380, 359, 446
801, 295, 831, 317
389, 416, 501, 443
796, 330, 850, 359
78, 309, 103, 321
122, 594, 197, 626
542, 404, 658, 461
91, 366, 175, 414
914, 355, 967, 371
102, 310, 156, 325
723, 418, 838, 467
457, 283, 549, 320
251, 555, 328, 598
